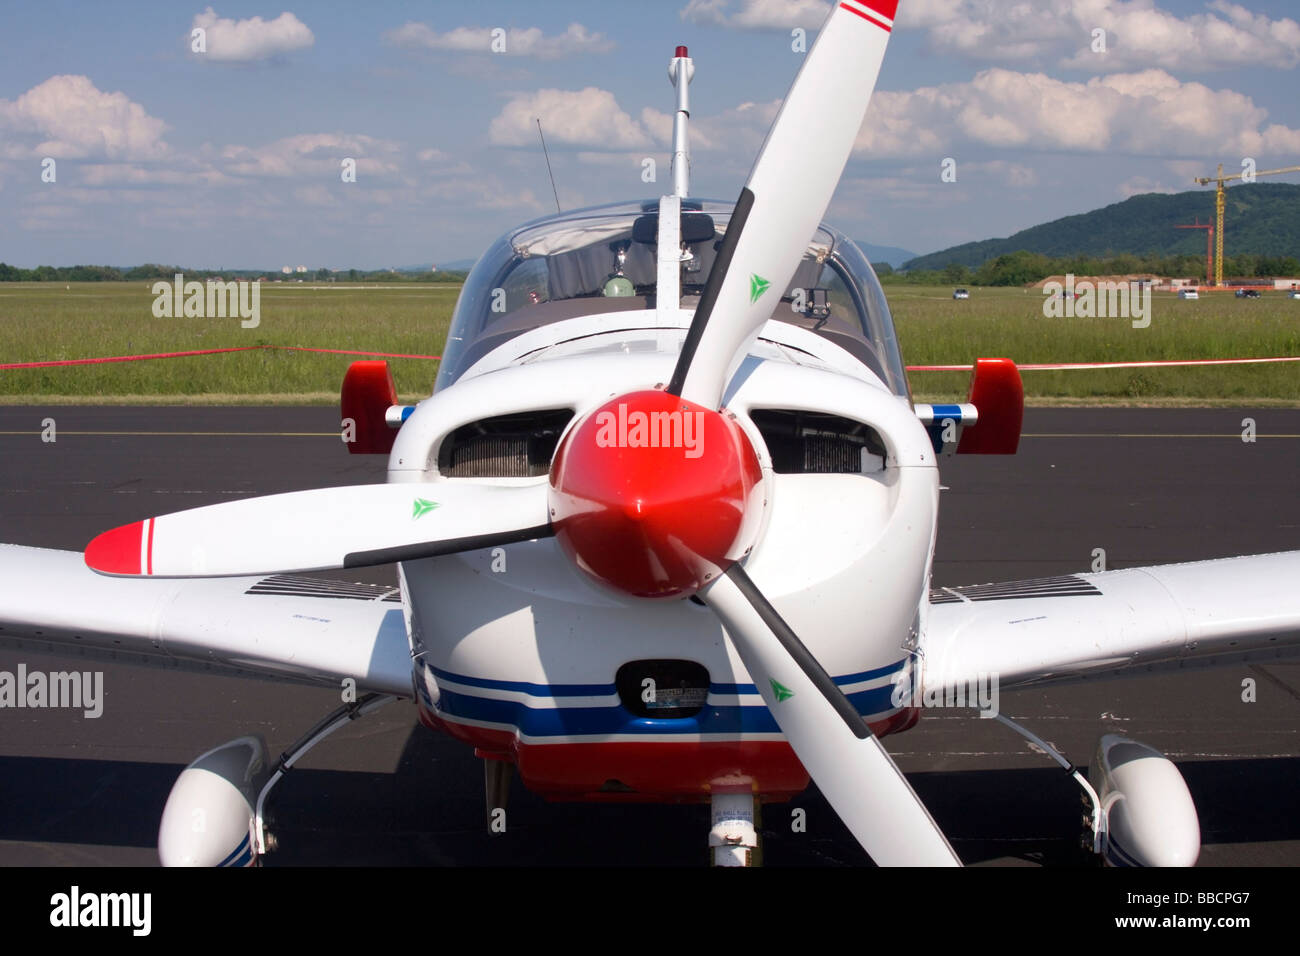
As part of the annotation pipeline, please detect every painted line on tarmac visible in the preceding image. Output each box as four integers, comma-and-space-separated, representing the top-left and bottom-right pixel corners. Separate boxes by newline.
0, 430, 339, 437
909, 356, 1300, 371
1024, 433, 1300, 439
3, 430, 1297, 439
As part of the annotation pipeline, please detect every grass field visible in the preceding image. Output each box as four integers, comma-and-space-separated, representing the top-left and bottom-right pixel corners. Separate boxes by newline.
1, 282, 1297, 404
894, 285, 1300, 403
0, 283, 456, 403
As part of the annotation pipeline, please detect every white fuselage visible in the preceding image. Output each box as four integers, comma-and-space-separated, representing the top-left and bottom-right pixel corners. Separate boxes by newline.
389, 312, 941, 800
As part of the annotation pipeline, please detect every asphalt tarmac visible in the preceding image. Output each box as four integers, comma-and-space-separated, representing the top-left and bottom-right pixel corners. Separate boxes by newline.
0, 406, 1297, 867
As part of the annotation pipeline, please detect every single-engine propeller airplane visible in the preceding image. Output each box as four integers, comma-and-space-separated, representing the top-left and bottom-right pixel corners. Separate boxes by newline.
3, 0, 1299, 867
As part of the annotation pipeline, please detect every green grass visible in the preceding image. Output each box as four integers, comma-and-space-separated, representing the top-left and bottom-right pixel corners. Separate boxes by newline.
0, 283, 454, 402
1, 282, 1297, 403
890, 285, 1300, 402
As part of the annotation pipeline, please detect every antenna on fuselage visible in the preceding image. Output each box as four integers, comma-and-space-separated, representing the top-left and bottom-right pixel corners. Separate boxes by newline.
669, 46, 693, 198
536, 117, 562, 214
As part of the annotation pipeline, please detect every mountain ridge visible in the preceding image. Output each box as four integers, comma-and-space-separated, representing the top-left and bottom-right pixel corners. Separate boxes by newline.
904, 183, 1300, 272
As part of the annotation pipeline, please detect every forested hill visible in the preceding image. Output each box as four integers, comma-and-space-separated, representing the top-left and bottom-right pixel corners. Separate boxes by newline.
904, 182, 1300, 271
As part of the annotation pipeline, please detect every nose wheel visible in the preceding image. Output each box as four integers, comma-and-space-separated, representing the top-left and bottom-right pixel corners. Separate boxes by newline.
710, 789, 762, 866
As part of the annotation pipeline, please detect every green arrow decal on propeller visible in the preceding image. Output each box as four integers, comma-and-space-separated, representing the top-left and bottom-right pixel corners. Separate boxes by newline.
412, 497, 439, 519
749, 273, 771, 305
770, 678, 794, 702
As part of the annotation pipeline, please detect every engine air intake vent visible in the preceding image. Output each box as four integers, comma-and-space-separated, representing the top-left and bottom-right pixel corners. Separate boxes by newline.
616, 660, 710, 719
750, 409, 887, 474
439, 409, 573, 477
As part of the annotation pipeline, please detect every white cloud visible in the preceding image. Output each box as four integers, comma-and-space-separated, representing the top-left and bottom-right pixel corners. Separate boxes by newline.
421, 175, 544, 212
895, 0, 1300, 72
1117, 174, 1179, 197
1069, 0, 1300, 71
292, 184, 336, 206
218, 133, 401, 179
965, 159, 1040, 187
386, 22, 612, 59
853, 68, 1300, 159
490, 88, 654, 149
835, 174, 971, 216
0, 75, 169, 160
680, 0, 832, 30
78, 162, 229, 186
18, 201, 104, 233
190, 7, 314, 62
641, 99, 780, 156
898, 1, 1073, 61
575, 151, 657, 169
1163, 158, 1208, 182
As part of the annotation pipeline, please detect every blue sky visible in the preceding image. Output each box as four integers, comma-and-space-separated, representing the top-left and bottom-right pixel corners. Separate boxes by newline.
1, 0, 1298, 269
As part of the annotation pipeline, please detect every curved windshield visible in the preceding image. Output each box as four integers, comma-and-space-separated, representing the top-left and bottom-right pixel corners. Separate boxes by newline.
436, 199, 907, 395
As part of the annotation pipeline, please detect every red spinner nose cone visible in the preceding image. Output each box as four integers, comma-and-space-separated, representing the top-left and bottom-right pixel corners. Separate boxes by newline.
549, 390, 761, 599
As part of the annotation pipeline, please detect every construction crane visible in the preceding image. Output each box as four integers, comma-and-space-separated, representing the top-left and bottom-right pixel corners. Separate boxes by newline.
1193, 162, 1300, 285
1174, 219, 1213, 287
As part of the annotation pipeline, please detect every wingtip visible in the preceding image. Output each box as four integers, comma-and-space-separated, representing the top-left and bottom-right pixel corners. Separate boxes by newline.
85, 520, 145, 575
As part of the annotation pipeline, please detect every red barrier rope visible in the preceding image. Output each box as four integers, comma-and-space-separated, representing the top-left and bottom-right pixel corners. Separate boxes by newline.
0, 345, 441, 370
2, 346, 1295, 373
906, 356, 1300, 371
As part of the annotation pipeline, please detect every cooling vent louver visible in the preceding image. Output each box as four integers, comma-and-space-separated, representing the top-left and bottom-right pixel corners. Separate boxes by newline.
750, 409, 887, 474
438, 409, 574, 478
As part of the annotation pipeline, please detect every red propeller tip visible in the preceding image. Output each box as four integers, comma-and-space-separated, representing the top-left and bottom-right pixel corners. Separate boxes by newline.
675, 45, 688, 58
85, 520, 146, 575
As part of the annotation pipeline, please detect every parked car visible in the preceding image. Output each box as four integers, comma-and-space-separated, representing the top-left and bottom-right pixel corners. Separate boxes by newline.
1235, 288, 1262, 298
1178, 289, 1199, 300
952, 288, 969, 300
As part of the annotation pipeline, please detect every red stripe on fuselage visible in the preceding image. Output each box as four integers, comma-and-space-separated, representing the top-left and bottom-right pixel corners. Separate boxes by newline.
420, 703, 920, 802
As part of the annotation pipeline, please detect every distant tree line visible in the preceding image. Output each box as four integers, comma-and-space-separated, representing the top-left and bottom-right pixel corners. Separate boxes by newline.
0, 262, 469, 283
879, 250, 1300, 287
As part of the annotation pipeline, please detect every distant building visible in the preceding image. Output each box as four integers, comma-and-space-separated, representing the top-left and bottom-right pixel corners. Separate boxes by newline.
295, 265, 308, 274
281, 266, 292, 275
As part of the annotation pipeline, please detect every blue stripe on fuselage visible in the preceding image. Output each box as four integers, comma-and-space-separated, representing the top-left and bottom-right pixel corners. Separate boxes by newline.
428, 660, 907, 737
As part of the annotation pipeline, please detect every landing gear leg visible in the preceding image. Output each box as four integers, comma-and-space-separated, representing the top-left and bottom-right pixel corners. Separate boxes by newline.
483, 756, 512, 834
252, 693, 395, 858
991, 713, 1106, 861
710, 789, 761, 866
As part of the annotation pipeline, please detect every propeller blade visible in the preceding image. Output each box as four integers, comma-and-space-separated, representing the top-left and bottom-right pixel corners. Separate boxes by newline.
667, 0, 897, 406
84, 481, 552, 577
704, 563, 960, 866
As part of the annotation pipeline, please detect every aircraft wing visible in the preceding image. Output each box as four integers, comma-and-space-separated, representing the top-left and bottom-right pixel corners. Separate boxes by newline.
920, 551, 1300, 693
0, 544, 411, 695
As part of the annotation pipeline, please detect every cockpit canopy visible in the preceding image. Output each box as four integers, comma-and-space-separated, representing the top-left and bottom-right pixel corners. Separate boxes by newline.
435, 198, 908, 396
